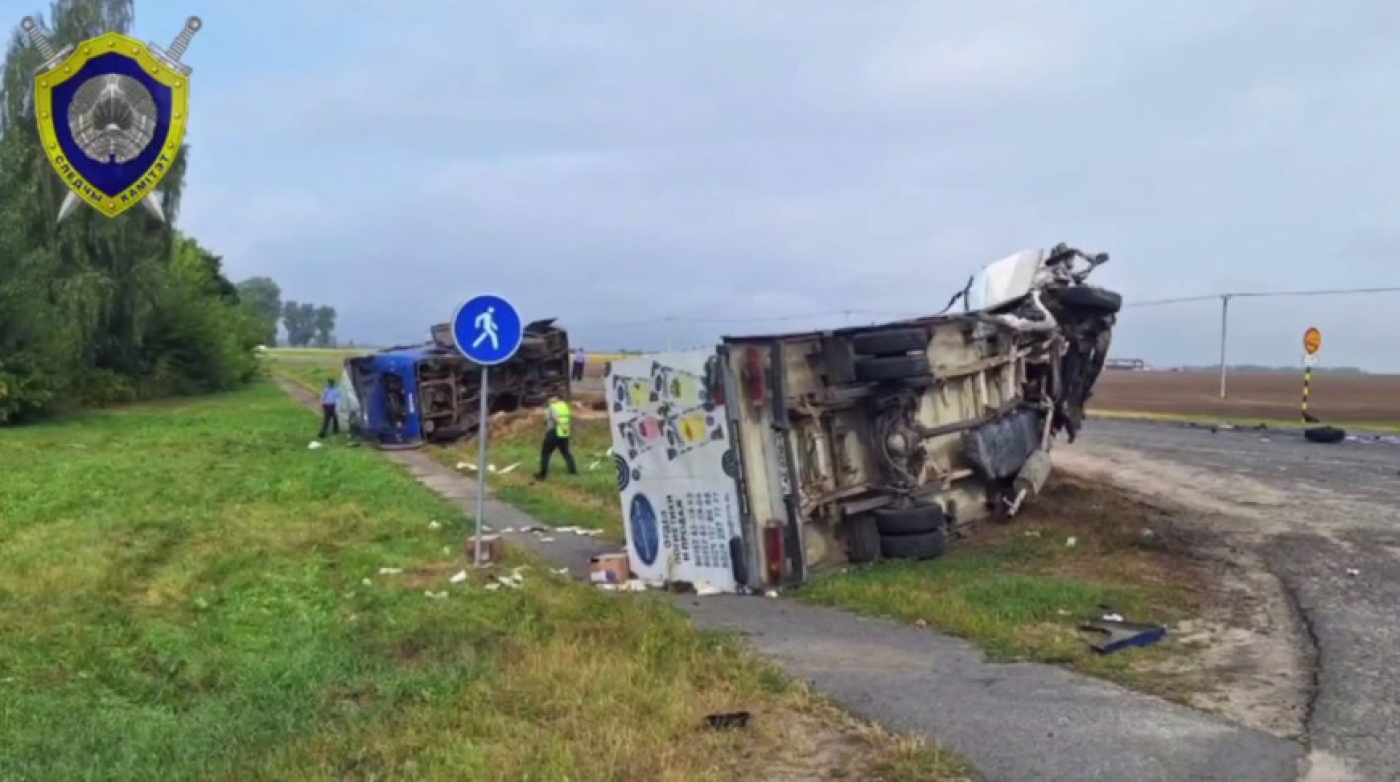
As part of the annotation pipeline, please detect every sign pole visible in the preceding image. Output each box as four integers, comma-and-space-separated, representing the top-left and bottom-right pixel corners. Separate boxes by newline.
1301, 326, 1322, 423
1301, 359, 1312, 423
450, 293, 525, 570
474, 367, 490, 567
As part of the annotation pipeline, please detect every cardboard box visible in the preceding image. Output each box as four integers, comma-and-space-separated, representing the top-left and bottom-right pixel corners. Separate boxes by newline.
589, 552, 630, 584
465, 534, 504, 565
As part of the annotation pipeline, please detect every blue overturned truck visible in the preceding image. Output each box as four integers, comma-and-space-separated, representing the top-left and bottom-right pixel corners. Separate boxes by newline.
336, 319, 572, 449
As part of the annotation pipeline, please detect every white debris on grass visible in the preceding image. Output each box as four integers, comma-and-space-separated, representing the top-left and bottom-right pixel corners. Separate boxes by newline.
361, 578, 372, 586
424, 591, 448, 599
428, 520, 442, 530
449, 570, 468, 584
377, 567, 403, 575
498, 462, 521, 474
555, 526, 604, 537
1066, 536, 1078, 548
308, 441, 323, 450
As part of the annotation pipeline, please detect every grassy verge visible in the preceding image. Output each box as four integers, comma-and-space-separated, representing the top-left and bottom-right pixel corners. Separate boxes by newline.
0, 383, 967, 781
266, 355, 1207, 699
796, 478, 1209, 699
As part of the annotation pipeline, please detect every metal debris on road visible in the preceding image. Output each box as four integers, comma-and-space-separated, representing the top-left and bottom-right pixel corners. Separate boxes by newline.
1346, 568, 1360, 577
1080, 611, 1166, 654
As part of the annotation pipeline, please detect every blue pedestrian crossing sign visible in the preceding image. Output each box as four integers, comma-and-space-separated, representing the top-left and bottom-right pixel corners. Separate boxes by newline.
451, 294, 524, 366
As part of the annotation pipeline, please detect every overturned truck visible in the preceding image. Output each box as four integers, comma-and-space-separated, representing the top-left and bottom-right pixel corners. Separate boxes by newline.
340, 318, 571, 448
605, 244, 1120, 591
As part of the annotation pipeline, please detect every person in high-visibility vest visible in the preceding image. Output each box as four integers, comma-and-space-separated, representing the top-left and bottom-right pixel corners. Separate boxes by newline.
534, 395, 578, 480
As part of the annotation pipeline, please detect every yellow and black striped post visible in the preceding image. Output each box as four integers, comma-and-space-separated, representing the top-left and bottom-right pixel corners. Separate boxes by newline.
1301, 364, 1312, 423
1301, 327, 1322, 422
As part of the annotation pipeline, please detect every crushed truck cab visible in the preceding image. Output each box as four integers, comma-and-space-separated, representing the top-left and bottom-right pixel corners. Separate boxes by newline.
605, 244, 1120, 591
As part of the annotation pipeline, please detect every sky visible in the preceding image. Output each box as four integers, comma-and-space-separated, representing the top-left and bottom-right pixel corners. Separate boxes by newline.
12, 0, 1400, 369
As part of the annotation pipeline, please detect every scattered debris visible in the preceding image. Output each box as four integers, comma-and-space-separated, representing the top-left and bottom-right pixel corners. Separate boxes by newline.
361, 578, 372, 586
622, 579, 647, 592
695, 581, 722, 597
449, 570, 468, 584
1346, 568, 1360, 577
498, 462, 521, 474
703, 711, 752, 730
308, 441, 323, 450
1024, 529, 1042, 539
484, 583, 500, 591
424, 590, 448, 599
539, 536, 556, 543
1066, 536, 1078, 548
456, 461, 470, 471
428, 520, 442, 530
764, 590, 780, 598
555, 526, 604, 537
589, 552, 630, 584
1080, 611, 1166, 654
377, 567, 403, 575
552, 567, 570, 576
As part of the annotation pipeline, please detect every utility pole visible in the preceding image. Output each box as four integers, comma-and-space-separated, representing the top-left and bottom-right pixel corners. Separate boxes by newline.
1217, 294, 1231, 399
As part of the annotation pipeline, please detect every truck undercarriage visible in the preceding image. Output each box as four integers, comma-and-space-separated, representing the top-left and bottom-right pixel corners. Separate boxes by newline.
718, 244, 1121, 584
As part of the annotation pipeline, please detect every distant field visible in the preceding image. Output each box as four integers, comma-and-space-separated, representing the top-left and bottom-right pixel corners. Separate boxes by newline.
1092, 370, 1400, 426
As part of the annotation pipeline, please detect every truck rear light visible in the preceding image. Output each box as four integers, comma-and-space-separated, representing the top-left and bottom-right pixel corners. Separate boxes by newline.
764, 522, 784, 585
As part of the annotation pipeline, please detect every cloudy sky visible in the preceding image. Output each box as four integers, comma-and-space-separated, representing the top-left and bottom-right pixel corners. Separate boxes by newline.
92, 1, 1400, 368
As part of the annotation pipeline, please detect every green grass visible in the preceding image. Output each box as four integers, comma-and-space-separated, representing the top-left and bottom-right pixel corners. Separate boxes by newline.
0, 384, 967, 781
795, 479, 1207, 695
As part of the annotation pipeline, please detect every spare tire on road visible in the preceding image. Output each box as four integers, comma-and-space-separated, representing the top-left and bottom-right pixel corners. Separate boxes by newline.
1304, 425, 1346, 444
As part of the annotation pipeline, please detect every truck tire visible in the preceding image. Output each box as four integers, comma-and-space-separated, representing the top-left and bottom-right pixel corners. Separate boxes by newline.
874, 503, 945, 536
879, 528, 947, 561
1304, 425, 1346, 444
846, 514, 881, 564
1059, 285, 1122, 315
854, 354, 930, 382
852, 328, 928, 356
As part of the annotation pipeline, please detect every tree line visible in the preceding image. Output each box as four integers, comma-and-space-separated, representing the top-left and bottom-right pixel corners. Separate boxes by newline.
234, 277, 338, 348
0, 1, 333, 423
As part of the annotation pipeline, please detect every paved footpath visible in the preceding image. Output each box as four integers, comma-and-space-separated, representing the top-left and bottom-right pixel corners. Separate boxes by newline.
282, 382, 1303, 781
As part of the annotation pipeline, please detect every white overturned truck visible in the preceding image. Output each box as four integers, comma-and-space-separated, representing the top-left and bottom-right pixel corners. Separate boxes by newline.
604, 244, 1120, 591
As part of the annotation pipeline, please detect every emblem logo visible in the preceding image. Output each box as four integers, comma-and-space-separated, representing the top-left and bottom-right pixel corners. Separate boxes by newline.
20, 15, 202, 222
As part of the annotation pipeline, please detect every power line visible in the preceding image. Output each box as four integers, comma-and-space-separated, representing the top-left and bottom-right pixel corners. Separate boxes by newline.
1128, 286, 1400, 308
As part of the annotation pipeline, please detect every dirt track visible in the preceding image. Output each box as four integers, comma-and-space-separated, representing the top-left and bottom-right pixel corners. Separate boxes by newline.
1091, 371, 1400, 423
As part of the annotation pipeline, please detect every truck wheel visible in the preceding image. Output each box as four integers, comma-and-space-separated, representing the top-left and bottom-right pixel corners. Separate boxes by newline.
879, 528, 947, 561
1059, 285, 1122, 315
854, 354, 930, 382
852, 327, 928, 356
874, 503, 945, 536
846, 514, 881, 564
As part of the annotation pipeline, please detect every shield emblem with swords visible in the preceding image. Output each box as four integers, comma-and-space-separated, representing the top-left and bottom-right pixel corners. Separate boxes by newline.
21, 16, 202, 222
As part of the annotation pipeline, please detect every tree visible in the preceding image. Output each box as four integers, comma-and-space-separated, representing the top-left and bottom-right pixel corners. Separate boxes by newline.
0, 2, 260, 422
281, 301, 318, 347
313, 305, 337, 348
236, 277, 282, 346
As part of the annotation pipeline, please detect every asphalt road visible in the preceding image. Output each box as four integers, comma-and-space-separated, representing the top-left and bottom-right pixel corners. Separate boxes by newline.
1074, 419, 1400, 782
